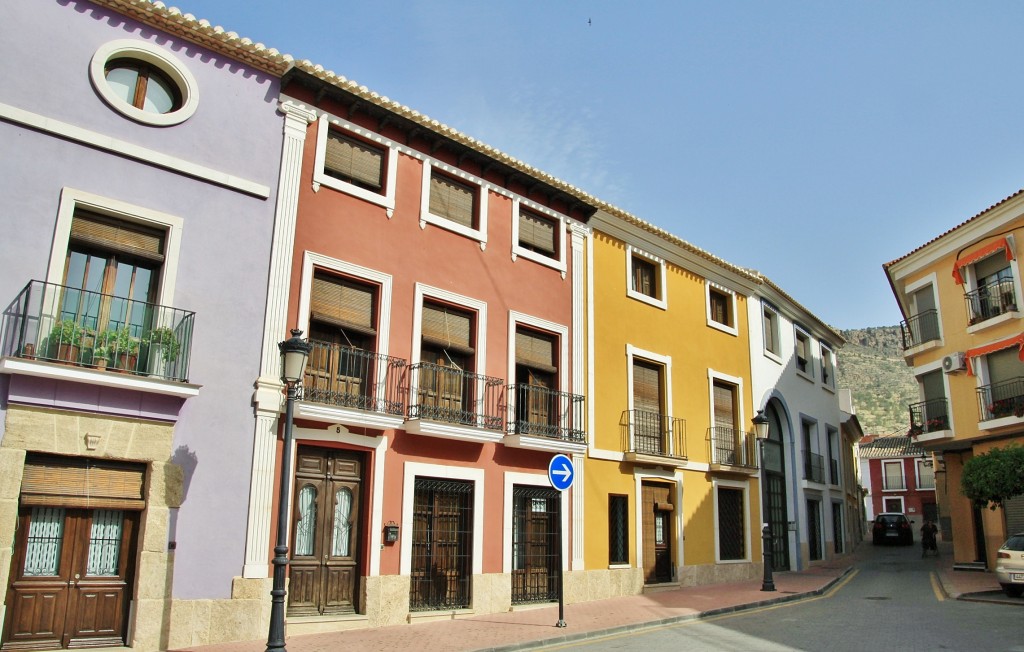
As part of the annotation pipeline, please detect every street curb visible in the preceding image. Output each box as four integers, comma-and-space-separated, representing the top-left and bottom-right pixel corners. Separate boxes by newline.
477, 568, 855, 652
957, 590, 1024, 606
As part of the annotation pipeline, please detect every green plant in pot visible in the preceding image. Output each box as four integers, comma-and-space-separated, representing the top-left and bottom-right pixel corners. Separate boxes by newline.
148, 326, 181, 363
92, 345, 110, 370
98, 326, 140, 371
48, 319, 85, 362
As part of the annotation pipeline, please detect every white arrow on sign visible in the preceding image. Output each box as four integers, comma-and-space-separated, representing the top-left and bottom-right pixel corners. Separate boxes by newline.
552, 462, 572, 483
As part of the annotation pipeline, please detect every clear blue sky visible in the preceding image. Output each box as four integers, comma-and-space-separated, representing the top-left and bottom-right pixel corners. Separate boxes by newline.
177, 0, 1024, 330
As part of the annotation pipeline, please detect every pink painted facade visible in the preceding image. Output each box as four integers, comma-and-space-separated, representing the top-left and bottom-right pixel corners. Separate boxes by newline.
268, 78, 597, 627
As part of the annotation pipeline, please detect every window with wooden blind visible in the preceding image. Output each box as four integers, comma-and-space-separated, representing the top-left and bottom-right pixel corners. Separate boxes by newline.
795, 330, 811, 375
514, 328, 558, 432
709, 287, 732, 327
21, 454, 146, 510
713, 381, 737, 431
429, 172, 477, 229
763, 306, 780, 355
632, 360, 663, 415
310, 273, 377, 338
518, 209, 557, 257
324, 130, 385, 192
421, 303, 474, 356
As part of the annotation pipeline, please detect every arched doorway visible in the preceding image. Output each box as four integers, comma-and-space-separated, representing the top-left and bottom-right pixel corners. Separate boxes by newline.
763, 402, 790, 571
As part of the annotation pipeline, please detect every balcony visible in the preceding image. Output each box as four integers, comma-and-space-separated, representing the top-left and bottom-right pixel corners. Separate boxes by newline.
900, 309, 940, 350
1, 280, 195, 388
406, 362, 504, 442
504, 384, 586, 453
296, 340, 407, 429
965, 278, 1017, 327
977, 377, 1024, 424
707, 426, 757, 474
621, 409, 686, 466
907, 398, 952, 443
803, 450, 825, 484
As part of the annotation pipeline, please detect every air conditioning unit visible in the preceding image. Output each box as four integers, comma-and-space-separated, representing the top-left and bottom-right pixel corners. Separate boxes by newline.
942, 352, 966, 373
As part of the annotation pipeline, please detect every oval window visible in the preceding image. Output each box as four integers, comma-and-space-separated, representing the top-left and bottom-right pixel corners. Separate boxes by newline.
91, 40, 198, 127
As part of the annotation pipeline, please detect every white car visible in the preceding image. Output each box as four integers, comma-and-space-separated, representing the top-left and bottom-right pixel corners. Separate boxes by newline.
995, 532, 1024, 598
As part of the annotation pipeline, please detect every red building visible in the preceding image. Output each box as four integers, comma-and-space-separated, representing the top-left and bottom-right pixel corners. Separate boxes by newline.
858, 435, 938, 527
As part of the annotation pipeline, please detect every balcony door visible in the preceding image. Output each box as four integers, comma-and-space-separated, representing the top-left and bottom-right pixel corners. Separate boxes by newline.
419, 303, 475, 423
632, 360, 664, 454
288, 447, 364, 616
514, 327, 558, 435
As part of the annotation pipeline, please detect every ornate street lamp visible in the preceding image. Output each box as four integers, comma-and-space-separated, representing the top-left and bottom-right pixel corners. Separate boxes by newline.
752, 409, 776, 592
266, 329, 312, 652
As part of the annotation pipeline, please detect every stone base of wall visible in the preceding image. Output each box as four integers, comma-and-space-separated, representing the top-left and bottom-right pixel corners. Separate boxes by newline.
164, 578, 270, 651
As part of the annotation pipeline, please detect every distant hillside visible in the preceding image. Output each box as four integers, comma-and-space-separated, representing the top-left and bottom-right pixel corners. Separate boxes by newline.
837, 326, 917, 435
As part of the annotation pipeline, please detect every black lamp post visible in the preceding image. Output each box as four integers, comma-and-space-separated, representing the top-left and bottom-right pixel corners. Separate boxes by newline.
266, 329, 311, 652
752, 409, 775, 592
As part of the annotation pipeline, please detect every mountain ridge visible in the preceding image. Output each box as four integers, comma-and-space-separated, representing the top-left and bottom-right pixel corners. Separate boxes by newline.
836, 325, 916, 435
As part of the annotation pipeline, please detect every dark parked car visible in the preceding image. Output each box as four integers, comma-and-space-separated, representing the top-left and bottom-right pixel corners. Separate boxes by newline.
872, 512, 914, 545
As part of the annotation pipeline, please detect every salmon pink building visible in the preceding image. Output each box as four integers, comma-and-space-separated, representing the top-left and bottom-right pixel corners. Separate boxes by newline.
240, 65, 602, 632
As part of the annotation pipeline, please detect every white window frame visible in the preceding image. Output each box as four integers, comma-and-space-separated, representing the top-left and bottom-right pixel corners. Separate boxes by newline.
625, 245, 667, 310
705, 282, 738, 336
399, 462, 485, 576
507, 312, 569, 396
502, 471, 569, 573
882, 495, 905, 514
881, 459, 905, 492
47, 187, 183, 306
626, 345, 674, 453
963, 241, 1023, 333
915, 458, 936, 491
819, 343, 836, 391
712, 477, 751, 564
312, 114, 398, 215
905, 273, 942, 345
707, 369, 744, 435
762, 302, 782, 362
419, 160, 489, 248
794, 326, 814, 381
510, 199, 568, 275
90, 39, 200, 127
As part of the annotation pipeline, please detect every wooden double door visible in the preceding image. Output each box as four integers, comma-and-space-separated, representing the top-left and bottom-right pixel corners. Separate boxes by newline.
3, 507, 137, 650
288, 447, 364, 616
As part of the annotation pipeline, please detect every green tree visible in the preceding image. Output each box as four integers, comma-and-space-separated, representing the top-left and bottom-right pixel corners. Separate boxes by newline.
961, 445, 1024, 509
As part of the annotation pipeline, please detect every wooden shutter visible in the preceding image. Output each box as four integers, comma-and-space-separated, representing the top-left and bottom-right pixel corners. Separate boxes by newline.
713, 381, 736, 429
519, 210, 556, 255
710, 290, 729, 324
632, 360, 662, 414
516, 328, 557, 374
21, 455, 146, 510
429, 173, 475, 228
310, 273, 376, 335
70, 210, 164, 262
325, 130, 384, 190
422, 303, 474, 354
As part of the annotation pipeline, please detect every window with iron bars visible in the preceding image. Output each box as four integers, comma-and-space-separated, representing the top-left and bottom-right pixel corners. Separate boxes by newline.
609, 495, 629, 565
409, 478, 474, 611
511, 486, 560, 605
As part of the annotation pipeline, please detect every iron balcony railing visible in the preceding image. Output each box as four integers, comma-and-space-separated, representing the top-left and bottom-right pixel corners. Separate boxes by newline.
299, 340, 406, 415
507, 384, 585, 443
907, 398, 949, 435
882, 475, 906, 491
977, 376, 1024, 421
803, 450, 825, 483
707, 426, 757, 468
965, 278, 1017, 325
900, 309, 940, 349
829, 458, 840, 485
408, 362, 503, 430
1, 280, 194, 382
621, 410, 686, 459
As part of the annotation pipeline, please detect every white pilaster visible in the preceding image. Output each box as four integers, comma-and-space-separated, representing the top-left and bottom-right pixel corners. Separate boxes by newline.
570, 222, 588, 571
242, 100, 317, 578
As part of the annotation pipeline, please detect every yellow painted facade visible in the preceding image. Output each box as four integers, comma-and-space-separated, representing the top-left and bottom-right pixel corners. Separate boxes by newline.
886, 195, 1024, 567
583, 223, 763, 589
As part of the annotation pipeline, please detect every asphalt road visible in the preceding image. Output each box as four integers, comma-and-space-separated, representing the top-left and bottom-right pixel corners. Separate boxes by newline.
553, 543, 1023, 652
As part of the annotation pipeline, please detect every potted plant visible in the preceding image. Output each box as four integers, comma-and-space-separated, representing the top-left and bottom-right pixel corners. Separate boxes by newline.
147, 326, 181, 377
92, 345, 110, 371
47, 319, 84, 363
98, 326, 140, 373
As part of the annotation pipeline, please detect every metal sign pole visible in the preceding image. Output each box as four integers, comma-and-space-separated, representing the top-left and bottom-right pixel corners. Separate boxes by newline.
548, 453, 573, 629
556, 518, 566, 628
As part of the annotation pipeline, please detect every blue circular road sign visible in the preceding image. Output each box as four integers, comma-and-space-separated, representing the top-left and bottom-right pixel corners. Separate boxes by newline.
548, 454, 574, 491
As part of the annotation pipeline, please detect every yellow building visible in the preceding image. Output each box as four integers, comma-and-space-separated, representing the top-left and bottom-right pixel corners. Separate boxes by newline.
575, 208, 765, 599
885, 189, 1024, 568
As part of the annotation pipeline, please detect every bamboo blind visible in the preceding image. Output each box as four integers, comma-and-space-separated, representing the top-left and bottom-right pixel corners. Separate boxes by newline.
518, 210, 556, 255
632, 360, 661, 413
71, 210, 165, 262
310, 273, 376, 334
515, 328, 557, 373
422, 303, 473, 354
429, 173, 475, 227
21, 455, 146, 510
325, 130, 384, 190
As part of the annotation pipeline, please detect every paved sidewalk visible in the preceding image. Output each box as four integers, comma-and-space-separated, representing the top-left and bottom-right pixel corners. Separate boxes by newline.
173, 540, 1021, 652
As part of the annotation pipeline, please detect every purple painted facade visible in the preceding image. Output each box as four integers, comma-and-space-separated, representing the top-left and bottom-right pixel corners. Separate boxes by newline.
0, 0, 283, 609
